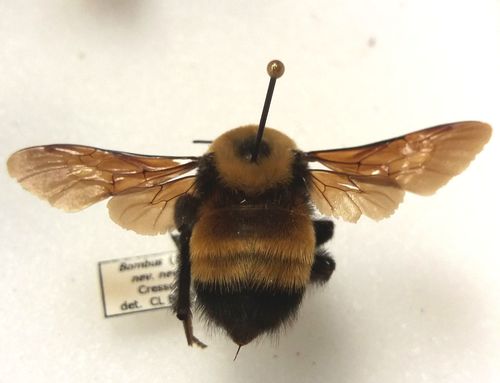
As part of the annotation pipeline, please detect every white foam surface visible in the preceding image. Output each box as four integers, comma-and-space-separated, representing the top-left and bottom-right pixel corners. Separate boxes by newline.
1, 1, 499, 382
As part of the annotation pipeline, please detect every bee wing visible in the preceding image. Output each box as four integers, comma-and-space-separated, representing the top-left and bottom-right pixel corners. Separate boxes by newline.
306, 121, 491, 222
7, 144, 198, 234
309, 171, 405, 222
107, 176, 196, 235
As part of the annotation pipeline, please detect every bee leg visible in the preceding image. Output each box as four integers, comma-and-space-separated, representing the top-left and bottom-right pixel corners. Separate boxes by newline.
182, 311, 207, 349
170, 232, 180, 250
172, 194, 206, 347
173, 229, 207, 348
310, 249, 335, 284
313, 219, 334, 247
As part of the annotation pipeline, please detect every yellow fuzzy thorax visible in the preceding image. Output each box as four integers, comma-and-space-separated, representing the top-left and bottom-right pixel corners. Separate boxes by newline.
209, 125, 298, 194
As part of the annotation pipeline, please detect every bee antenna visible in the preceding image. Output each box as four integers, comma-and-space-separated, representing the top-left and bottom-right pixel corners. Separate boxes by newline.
251, 59, 285, 162
233, 345, 243, 361
192, 140, 212, 144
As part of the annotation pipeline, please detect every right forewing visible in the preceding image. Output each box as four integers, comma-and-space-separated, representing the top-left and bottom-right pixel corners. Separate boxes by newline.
306, 122, 492, 196
306, 121, 491, 222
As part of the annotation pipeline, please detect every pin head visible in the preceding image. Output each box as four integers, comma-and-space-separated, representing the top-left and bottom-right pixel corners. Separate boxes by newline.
266, 60, 285, 79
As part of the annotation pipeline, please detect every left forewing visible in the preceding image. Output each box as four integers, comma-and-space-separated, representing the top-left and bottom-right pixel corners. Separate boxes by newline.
7, 144, 198, 234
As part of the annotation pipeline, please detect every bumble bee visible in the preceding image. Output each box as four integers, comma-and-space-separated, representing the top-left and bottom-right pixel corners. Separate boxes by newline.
7, 60, 492, 353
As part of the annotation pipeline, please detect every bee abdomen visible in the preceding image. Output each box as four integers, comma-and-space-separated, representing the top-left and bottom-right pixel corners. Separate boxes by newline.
195, 282, 304, 346
191, 251, 312, 290
189, 206, 315, 290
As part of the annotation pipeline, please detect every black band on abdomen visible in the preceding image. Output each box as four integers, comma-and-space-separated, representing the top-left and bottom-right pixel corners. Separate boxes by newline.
195, 282, 304, 345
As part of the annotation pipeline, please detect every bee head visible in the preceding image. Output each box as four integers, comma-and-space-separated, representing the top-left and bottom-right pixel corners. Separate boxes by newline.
209, 125, 298, 194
